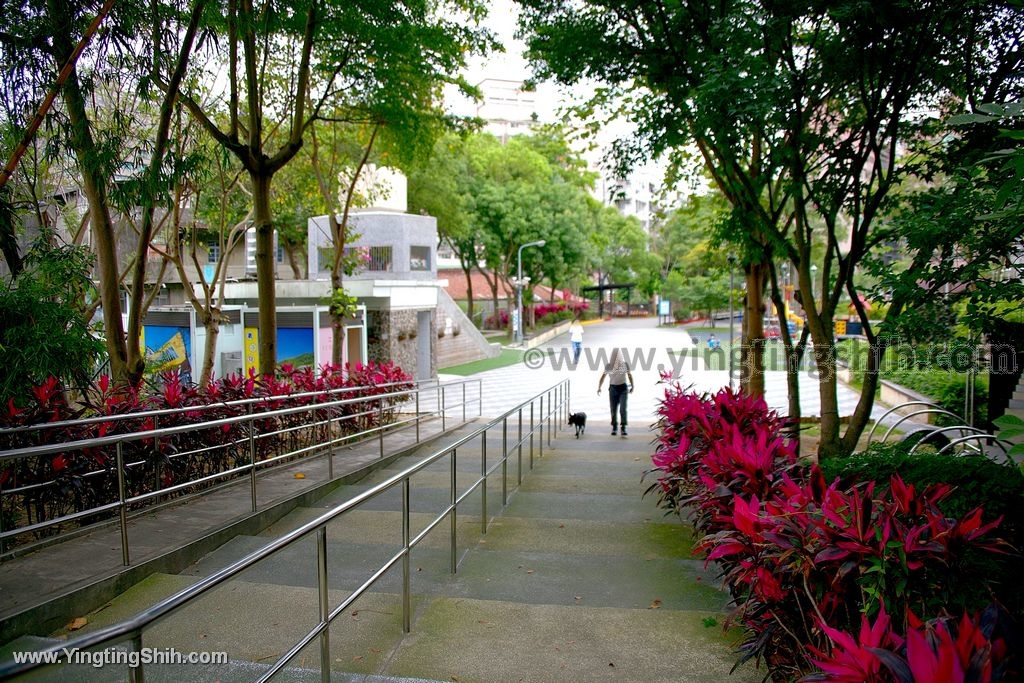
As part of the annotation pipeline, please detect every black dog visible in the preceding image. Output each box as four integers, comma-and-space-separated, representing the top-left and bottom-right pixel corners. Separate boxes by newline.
568, 412, 587, 438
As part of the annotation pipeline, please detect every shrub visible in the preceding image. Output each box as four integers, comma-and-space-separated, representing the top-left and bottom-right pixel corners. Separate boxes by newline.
820, 443, 1024, 621
0, 362, 414, 548
647, 379, 1020, 681
483, 309, 509, 329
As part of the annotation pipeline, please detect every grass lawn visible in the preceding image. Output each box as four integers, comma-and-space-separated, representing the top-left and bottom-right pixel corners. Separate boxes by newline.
440, 348, 525, 376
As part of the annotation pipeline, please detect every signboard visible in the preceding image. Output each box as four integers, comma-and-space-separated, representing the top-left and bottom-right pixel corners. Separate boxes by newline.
244, 327, 259, 375
658, 300, 670, 316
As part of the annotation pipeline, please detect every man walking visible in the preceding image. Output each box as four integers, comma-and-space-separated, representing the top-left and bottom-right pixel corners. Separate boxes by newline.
597, 348, 634, 436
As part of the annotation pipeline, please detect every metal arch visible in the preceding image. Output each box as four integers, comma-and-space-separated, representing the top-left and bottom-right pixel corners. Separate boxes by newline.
879, 408, 966, 445
907, 425, 988, 455
867, 400, 948, 445
936, 434, 1015, 461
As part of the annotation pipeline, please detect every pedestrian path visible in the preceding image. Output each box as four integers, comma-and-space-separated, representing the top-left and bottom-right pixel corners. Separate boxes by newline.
10, 421, 762, 682
446, 317, 881, 425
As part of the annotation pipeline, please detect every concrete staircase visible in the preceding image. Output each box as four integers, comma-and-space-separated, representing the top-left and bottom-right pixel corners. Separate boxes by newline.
435, 290, 500, 368
1005, 376, 1024, 420
7, 424, 761, 682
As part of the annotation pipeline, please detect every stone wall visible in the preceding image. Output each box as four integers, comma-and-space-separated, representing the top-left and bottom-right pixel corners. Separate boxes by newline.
366, 308, 436, 379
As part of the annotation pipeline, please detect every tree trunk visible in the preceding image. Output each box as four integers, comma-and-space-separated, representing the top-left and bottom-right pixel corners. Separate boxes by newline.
0, 196, 22, 277
461, 261, 475, 321
740, 263, 766, 397
55, 42, 130, 384
251, 171, 277, 376
286, 243, 304, 279
800, 267, 841, 459
198, 310, 221, 388
768, 264, 804, 452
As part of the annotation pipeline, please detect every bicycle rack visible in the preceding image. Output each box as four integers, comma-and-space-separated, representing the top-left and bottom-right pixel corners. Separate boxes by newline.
907, 425, 989, 455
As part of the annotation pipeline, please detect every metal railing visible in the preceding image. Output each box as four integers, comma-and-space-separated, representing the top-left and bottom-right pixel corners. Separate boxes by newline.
0, 378, 482, 562
0, 379, 571, 681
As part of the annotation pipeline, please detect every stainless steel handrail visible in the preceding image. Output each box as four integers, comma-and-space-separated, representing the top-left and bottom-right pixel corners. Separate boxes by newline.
0, 378, 482, 561
0, 378, 571, 681
0, 378, 443, 438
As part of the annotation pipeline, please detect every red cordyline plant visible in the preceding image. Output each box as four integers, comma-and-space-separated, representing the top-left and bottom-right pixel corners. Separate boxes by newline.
804, 604, 1019, 683
647, 380, 1020, 682
0, 362, 413, 549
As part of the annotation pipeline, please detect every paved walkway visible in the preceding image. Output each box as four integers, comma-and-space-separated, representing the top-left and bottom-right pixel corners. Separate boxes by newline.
445, 317, 881, 426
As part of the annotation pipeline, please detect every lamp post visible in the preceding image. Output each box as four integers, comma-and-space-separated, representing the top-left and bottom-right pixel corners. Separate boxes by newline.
727, 254, 737, 390
810, 264, 818, 301
516, 240, 546, 345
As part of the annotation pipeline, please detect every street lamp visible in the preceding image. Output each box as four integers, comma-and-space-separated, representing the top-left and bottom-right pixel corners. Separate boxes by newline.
516, 240, 546, 345
727, 254, 737, 390
810, 264, 818, 301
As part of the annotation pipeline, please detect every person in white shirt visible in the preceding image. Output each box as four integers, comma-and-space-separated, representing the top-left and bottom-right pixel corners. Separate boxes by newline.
568, 316, 584, 364
597, 348, 635, 436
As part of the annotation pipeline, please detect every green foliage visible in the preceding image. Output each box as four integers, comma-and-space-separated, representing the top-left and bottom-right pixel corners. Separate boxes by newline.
408, 130, 597, 299
325, 288, 359, 320
0, 235, 104, 402
993, 414, 1024, 462
884, 368, 988, 427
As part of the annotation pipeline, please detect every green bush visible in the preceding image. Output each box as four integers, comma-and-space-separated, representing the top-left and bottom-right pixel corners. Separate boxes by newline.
839, 340, 989, 426
821, 442, 1024, 619
883, 368, 988, 427
537, 309, 574, 325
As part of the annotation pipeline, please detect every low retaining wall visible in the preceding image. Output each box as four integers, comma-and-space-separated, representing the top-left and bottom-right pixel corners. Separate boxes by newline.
878, 380, 937, 424
524, 320, 573, 350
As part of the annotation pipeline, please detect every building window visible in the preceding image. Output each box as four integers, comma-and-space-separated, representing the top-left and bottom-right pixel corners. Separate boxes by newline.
410, 245, 431, 271
207, 242, 220, 263
277, 244, 284, 263
365, 246, 392, 272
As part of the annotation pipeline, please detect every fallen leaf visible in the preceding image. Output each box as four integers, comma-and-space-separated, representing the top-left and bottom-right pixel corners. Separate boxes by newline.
526, 569, 534, 574
67, 617, 88, 631
353, 655, 363, 662
649, 599, 662, 609
609, 662, 615, 668
294, 473, 305, 479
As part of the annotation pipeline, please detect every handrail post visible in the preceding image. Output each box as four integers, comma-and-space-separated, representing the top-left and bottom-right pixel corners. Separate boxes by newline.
450, 448, 458, 573
317, 526, 331, 682
116, 441, 130, 566
152, 416, 160, 498
402, 478, 411, 633
539, 395, 544, 459
501, 418, 508, 505
326, 406, 334, 480
415, 390, 420, 443
248, 405, 257, 513
480, 431, 488, 535
378, 399, 385, 459
477, 378, 483, 417
530, 401, 535, 468
548, 390, 553, 446
462, 382, 466, 423
517, 408, 523, 482
441, 385, 446, 431
129, 632, 144, 683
